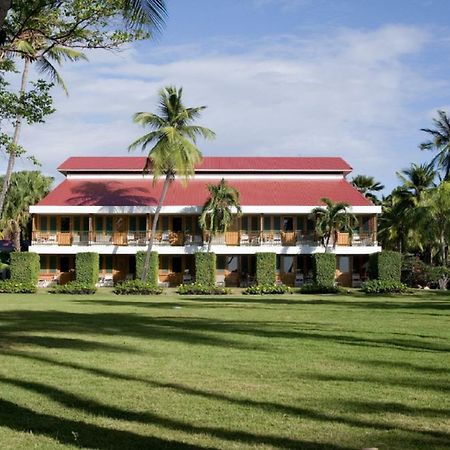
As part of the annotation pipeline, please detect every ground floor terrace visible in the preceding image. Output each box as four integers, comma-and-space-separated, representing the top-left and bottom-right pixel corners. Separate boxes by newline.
38, 253, 370, 287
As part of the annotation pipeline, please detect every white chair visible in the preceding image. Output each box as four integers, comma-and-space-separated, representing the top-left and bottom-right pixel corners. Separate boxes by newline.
240, 233, 249, 246
183, 270, 192, 284
352, 273, 362, 288
273, 233, 282, 245
104, 273, 114, 287
216, 274, 225, 286
161, 232, 170, 245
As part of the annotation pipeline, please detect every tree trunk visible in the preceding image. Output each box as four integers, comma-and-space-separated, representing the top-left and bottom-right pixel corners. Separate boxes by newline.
207, 232, 212, 252
141, 173, 172, 281
0, 58, 30, 217
11, 219, 20, 252
0, 0, 11, 30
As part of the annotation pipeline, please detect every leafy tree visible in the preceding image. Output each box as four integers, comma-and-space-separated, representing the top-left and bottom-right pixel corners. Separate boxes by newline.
396, 162, 436, 201
199, 178, 242, 252
310, 198, 357, 250
129, 86, 215, 280
351, 174, 384, 204
0, 171, 52, 251
420, 110, 450, 180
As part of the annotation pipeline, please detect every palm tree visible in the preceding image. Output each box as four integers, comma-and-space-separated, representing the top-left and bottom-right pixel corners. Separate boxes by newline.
0, 35, 86, 217
396, 162, 436, 201
310, 198, 357, 250
351, 175, 384, 204
129, 86, 215, 280
199, 179, 242, 252
1, 171, 52, 251
420, 110, 450, 180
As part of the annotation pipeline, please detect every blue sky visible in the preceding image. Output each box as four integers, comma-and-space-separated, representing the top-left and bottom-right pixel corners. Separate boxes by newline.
13, 0, 450, 191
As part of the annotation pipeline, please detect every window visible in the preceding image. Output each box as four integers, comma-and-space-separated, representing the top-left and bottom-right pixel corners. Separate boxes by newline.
129, 216, 137, 232
217, 255, 226, 271
49, 256, 58, 273
282, 256, 294, 273
49, 217, 57, 232
296, 216, 304, 232
241, 216, 248, 231
161, 216, 169, 231
172, 217, 182, 232
263, 216, 271, 231
40, 216, 48, 231
283, 217, 294, 231
95, 217, 103, 232
227, 256, 238, 272
60, 217, 70, 232
273, 216, 281, 231
338, 256, 350, 273
172, 256, 182, 273
160, 255, 170, 272
106, 217, 113, 232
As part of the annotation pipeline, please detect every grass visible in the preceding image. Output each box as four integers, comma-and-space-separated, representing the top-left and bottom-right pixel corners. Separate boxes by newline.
0, 289, 448, 449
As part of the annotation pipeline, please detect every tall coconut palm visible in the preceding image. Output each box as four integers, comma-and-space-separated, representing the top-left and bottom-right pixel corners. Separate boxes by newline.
351, 174, 384, 204
129, 86, 215, 280
199, 178, 242, 252
420, 110, 450, 180
1, 171, 52, 251
396, 162, 436, 201
0, 36, 86, 217
310, 198, 357, 250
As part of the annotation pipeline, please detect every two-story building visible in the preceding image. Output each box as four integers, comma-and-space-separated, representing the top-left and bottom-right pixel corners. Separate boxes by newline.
29, 156, 381, 287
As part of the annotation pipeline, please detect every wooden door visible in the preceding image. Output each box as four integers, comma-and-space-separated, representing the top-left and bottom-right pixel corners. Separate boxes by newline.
113, 255, 129, 283
113, 216, 128, 245
336, 256, 352, 287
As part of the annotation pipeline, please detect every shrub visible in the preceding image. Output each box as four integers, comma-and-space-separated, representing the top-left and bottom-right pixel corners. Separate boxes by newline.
50, 281, 97, 295
426, 266, 450, 290
401, 256, 430, 287
0, 280, 36, 293
369, 251, 402, 282
177, 282, 230, 295
135, 251, 159, 285
195, 252, 216, 286
75, 252, 99, 285
243, 283, 292, 295
312, 253, 336, 287
255, 253, 276, 285
10, 252, 40, 284
361, 279, 408, 294
300, 283, 341, 294
113, 279, 163, 295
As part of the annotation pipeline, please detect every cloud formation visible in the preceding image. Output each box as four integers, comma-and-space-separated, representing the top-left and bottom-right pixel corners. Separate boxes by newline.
15, 24, 443, 190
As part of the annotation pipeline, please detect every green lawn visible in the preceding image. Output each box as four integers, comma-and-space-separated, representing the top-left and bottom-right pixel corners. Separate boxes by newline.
0, 290, 448, 450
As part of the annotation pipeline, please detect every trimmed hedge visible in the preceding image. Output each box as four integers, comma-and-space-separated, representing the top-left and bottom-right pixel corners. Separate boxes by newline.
255, 252, 276, 285
0, 280, 36, 293
50, 281, 97, 295
312, 253, 336, 287
369, 251, 402, 282
177, 282, 230, 295
300, 283, 341, 294
113, 279, 163, 295
75, 252, 99, 285
10, 252, 40, 284
136, 251, 159, 285
361, 279, 407, 294
243, 283, 291, 295
195, 252, 216, 286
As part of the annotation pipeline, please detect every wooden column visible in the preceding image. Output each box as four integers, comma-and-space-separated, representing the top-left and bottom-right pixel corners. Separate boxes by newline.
88, 214, 93, 243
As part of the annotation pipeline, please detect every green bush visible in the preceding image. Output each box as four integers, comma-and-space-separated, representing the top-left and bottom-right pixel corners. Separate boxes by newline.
177, 282, 230, 295
243, 283, 292, 295
312, 253, 336, 287
10, 252, 40, 284
49, 281, 97, 295
255, 253, 276, 285
369, 251, 402, 282
361, 279, 407, 294
113, 279, 163, 295
135, 251, 159, 285
0, 280, 36, 293
401, 256, 430, 287
426, 266, 450, 290
195, 252, 216, 286
300, 283, 341, 294
75, 252, 99, 285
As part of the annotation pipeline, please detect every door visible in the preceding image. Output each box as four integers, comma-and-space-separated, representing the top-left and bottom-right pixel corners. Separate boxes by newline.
113, 255, 129, 283
59, 256, 74, 285
336, 256, 352, 287
113, 216, 128, 245
58, 216, 72, 245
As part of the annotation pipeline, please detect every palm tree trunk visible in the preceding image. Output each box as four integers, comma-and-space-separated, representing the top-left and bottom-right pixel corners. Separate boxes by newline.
11, 219, 20, 252
207, 232, 212, 252
0, 58, 30, 218
141, 173, 172, 281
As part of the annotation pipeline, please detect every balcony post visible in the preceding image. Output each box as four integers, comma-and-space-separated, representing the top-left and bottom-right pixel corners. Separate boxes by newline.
88, 214, 93, 245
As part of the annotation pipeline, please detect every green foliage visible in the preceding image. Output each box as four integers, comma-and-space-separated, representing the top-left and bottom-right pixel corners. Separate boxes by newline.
369, 251, 402, 282
243, 284, 292, 295
401, 256, 430, 287
177, 282, 230, 295
426, 266, 450, 290
50, 281, 97, 295
136, 251, 159, 285
0, 280, 36, 293
255, 252, 276, 285
113, 280, 163, 295
312, 253, 336, 287
299, 283, 341, 294
195, 252, 216, 286
361, 279, 408, 294
10, 252, 39, 284
75, 252, 99, 286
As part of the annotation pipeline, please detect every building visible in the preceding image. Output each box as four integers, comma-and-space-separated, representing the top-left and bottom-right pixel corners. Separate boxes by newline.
29, 156, 381, 287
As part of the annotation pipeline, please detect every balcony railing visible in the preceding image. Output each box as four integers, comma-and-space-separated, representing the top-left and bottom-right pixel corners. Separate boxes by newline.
32, 230, 377, 247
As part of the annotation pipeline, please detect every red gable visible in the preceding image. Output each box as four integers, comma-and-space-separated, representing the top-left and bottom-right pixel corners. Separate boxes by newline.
37, 178, 371, 207
58, 156, 352, 174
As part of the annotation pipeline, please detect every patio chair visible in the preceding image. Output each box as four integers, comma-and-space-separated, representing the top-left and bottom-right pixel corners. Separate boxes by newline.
161, 232, 170, 245
240, 233, 249, 246
216, 274, 225, 286
273, 233, 282, 245
352, 273, 363, 288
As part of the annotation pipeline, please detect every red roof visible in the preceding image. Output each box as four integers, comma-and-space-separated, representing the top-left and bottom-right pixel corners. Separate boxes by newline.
37, 178, 371, 207
58, 156, 352, 173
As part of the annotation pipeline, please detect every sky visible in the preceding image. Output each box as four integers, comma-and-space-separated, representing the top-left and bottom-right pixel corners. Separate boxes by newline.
9, 0, 450, 191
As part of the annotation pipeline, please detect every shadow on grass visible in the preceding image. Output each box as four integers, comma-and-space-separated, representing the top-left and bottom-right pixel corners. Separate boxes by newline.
0, 308, 448, 354
0, 375, 350, 450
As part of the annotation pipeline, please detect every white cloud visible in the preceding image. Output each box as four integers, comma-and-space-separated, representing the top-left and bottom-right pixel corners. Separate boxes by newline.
12, 24, 445, 190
